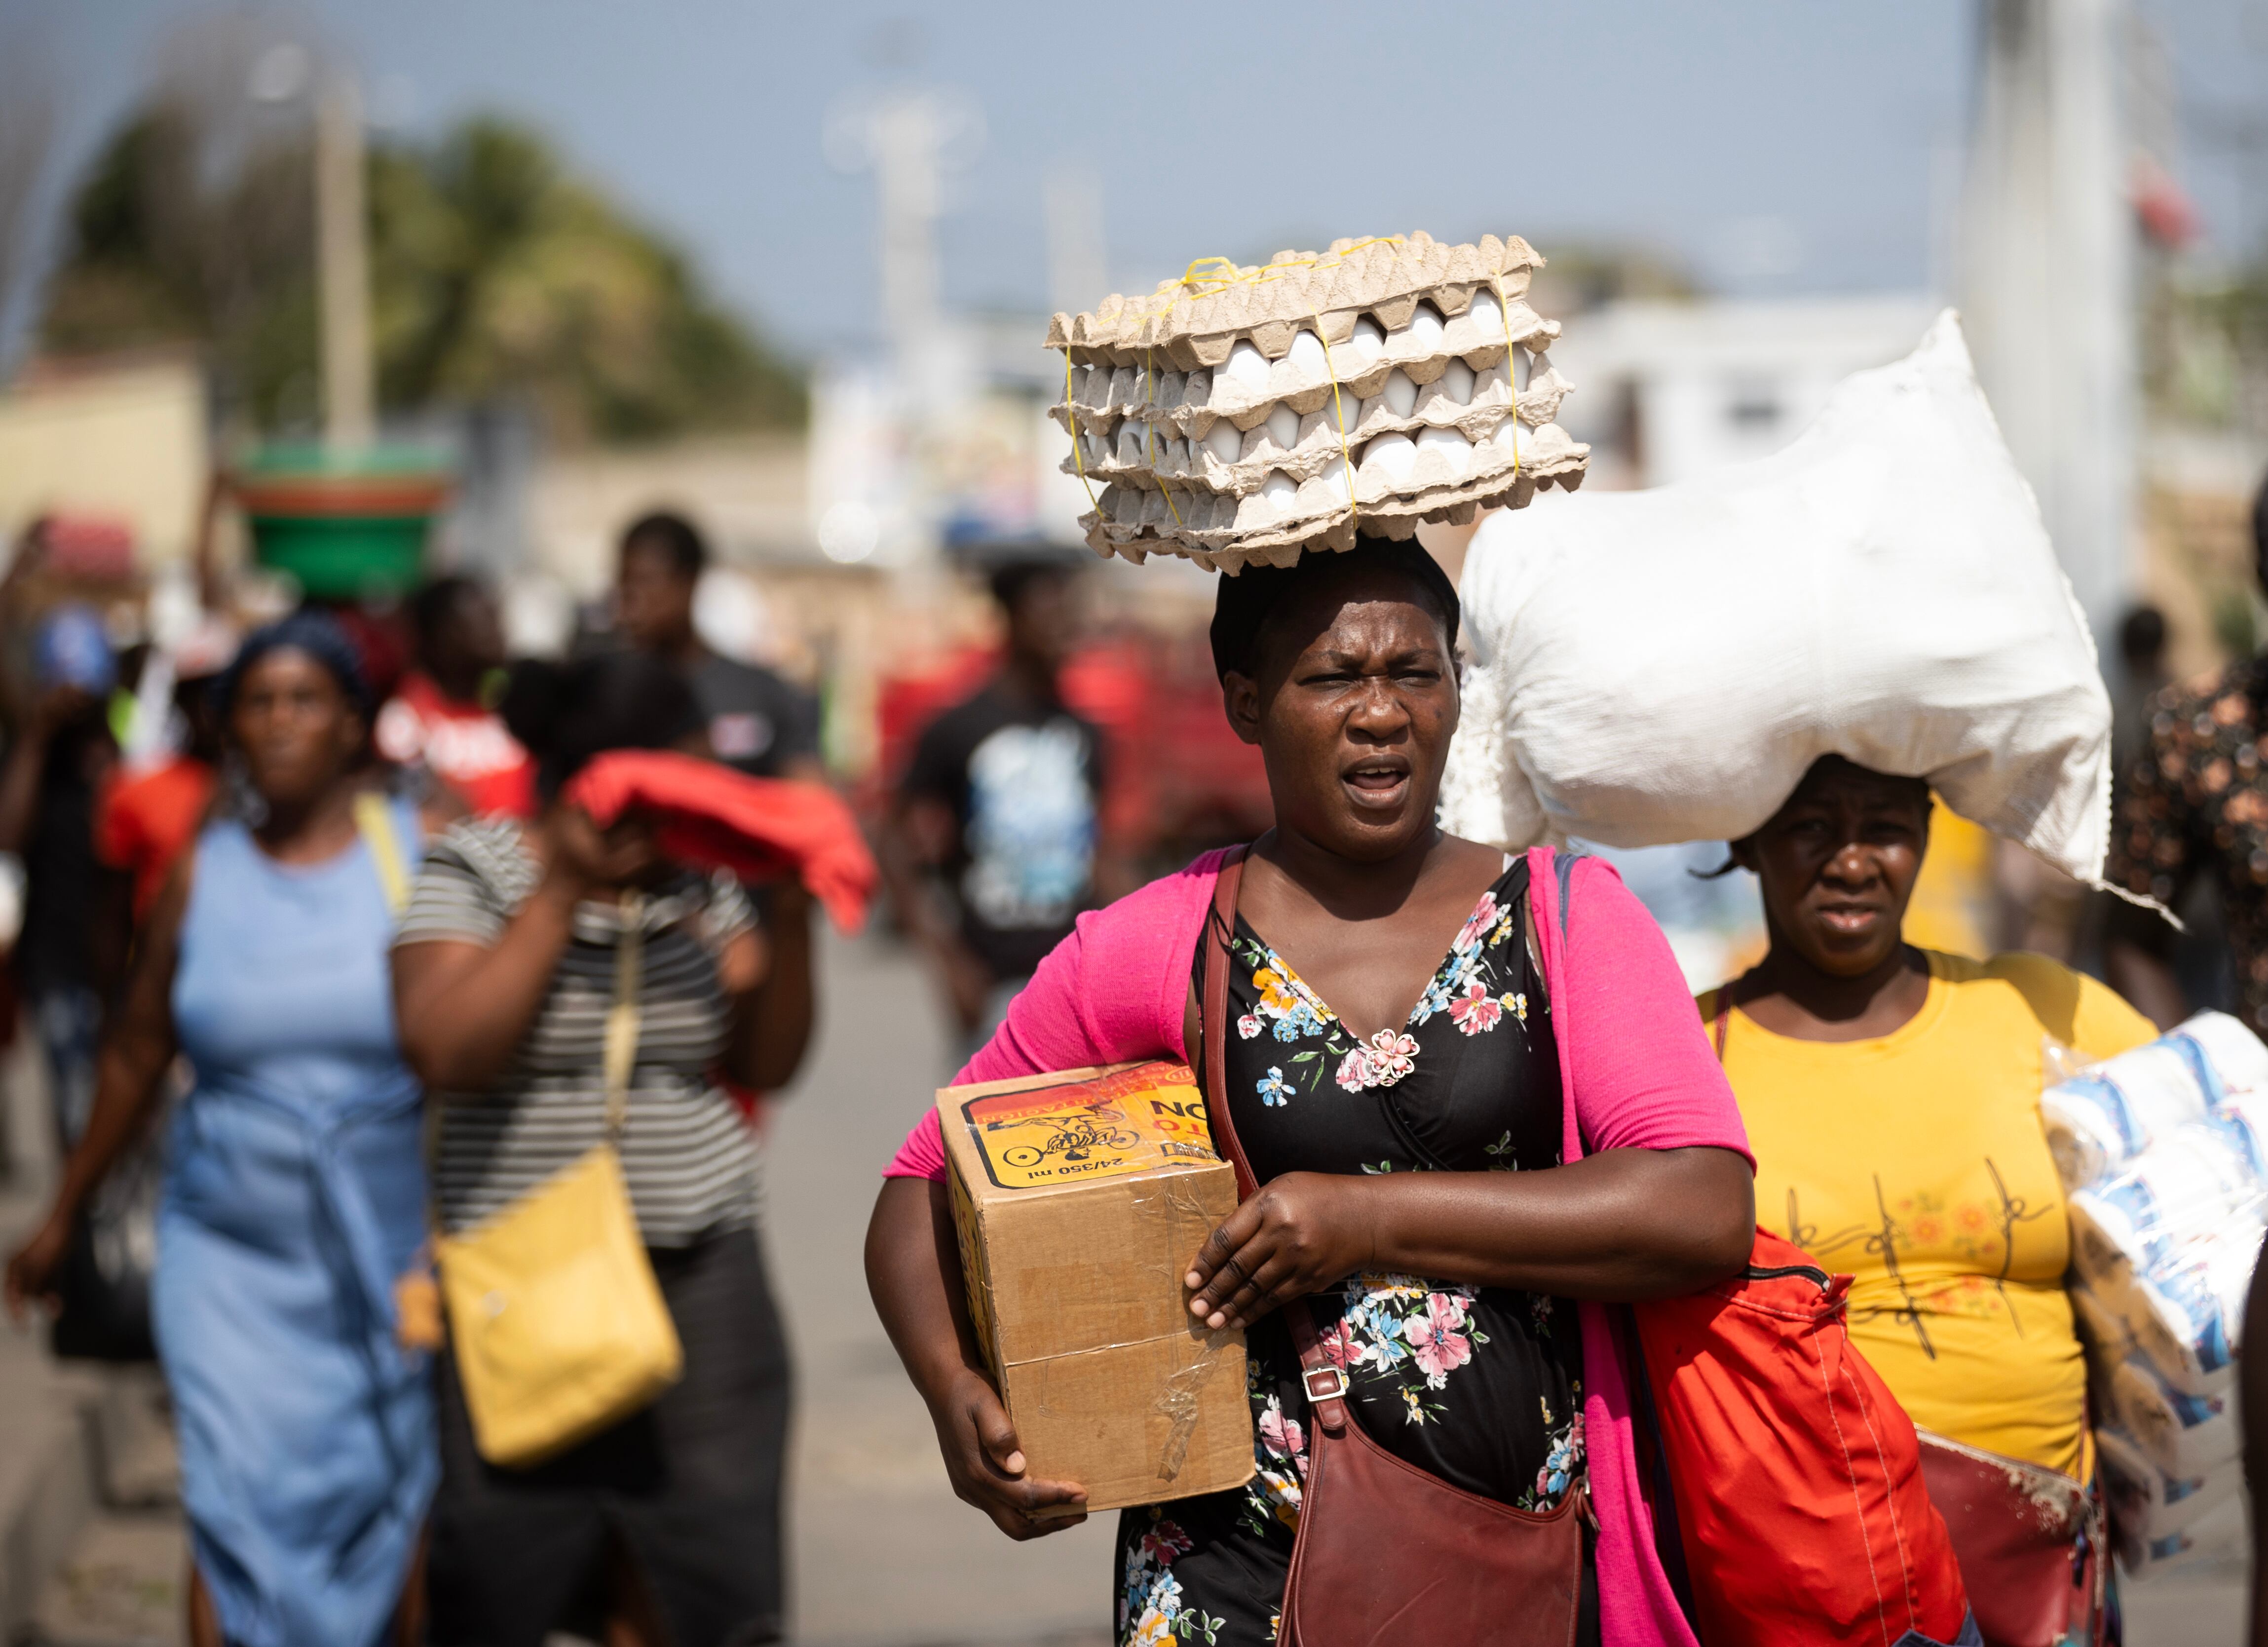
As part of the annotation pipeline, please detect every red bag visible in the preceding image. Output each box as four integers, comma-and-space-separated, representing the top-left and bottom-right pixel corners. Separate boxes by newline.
1628, 1234, 1972, 1646
562, 749, 879, 933
1538, 849, 1972, 1646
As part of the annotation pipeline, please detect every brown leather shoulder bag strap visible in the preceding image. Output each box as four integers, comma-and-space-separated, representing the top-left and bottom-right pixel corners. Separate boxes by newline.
1198, 844, 1353, 1431
1711, 977, 1740, 1064
1202, 844, 1258, 1201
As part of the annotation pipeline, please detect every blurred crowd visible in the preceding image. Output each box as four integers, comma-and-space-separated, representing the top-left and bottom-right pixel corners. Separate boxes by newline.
0, 493, 1131, 1647
6, 457, 2268, 1646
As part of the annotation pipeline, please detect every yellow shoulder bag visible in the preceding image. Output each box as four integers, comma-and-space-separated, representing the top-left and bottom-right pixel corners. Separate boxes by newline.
430, 883, 685, 1468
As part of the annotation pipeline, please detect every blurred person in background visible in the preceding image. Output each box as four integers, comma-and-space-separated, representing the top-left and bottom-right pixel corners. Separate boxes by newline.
881, 559, 1106, 1050
4, 611, 445, 1647
93, 621, 235, 929
392, 650, 813, 1647
615, 510, 823, 783
375, 574, 537, 819
2110, 603, 2169, 785
1702, 755, 2155, 1646
2104, 473, 2268, 1033
0, 604, 122, 1149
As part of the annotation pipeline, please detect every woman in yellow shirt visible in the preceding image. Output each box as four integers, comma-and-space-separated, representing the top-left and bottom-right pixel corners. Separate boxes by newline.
1701, 755, 2154, 1647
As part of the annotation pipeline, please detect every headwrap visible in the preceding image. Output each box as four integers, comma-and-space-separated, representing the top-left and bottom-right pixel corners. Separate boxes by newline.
215, 610, 374, 718
1209, 536, 1461, 680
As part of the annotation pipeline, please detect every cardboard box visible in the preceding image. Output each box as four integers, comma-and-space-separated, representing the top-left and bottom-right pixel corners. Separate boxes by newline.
938, 1059, 1253, 1512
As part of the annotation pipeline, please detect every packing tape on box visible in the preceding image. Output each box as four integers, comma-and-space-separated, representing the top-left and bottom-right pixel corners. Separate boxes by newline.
1128, 1171, 1226, 1295
1153, 1332, 1235, 1484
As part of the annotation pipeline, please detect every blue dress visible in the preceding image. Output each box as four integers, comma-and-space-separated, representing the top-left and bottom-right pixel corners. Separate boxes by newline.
155, 799, 435, 1647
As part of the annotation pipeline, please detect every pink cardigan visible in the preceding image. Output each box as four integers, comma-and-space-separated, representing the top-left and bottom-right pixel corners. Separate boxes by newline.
887, 846, 1749, 1647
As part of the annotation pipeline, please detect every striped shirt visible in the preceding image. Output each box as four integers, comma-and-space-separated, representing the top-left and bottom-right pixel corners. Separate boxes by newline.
396, 816, 759, 1246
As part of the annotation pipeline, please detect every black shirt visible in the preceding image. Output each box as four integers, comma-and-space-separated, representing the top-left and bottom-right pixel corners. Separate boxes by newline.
690, 654, 821, 780
17, 717, 114, 996
901, 682, 1102, 982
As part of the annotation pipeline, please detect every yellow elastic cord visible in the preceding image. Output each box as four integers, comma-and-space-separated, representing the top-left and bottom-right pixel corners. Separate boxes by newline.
1144, 345, 1186, 530
1311, 310, 1359, 527
1062, 236, 1426, 536
1064, 352, 1102, 514
1493, 270, 1521, 480
1170, 236, 1406, 307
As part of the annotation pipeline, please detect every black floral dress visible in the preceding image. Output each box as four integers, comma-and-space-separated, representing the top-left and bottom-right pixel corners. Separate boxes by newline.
1114, 859, 1594, 1647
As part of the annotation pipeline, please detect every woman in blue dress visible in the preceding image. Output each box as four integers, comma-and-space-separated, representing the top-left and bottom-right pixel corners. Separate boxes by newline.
6, 612, 444, 1647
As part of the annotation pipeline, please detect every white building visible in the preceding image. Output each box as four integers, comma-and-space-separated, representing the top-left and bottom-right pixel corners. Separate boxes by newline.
1549, 295, 1944, 491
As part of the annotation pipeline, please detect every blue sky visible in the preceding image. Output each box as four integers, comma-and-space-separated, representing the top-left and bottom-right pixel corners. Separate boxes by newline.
11, 0, 2267, 362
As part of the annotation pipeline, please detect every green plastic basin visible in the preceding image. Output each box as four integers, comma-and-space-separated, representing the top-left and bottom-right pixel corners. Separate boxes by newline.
233, 446, 453, 599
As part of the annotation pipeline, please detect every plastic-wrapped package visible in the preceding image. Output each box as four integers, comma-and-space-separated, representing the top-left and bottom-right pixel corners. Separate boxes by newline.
2041, 1012, 2268, 1188
2043, 1050, 2212, 1191
2106, 1352, 2238, 1478
2066, 1109, 2267, 1290
2067, 1280, 2134, 1363
2054, 1015, 2268, 1580
2123, 1223, 2262, 1396
2110, 1489, 2249, 1577
2096, 1424, 2240, 1544
2170, 1011, 2268, 1096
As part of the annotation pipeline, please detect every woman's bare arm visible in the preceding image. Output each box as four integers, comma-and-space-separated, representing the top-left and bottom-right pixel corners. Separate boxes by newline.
393, 882, 581, 1093
864, 1175, 1088, 1539
392, 810, 653, 1093
1182, 1146, 1756, 1332
4, 856, 191, 1320
724, 880, 815, 1092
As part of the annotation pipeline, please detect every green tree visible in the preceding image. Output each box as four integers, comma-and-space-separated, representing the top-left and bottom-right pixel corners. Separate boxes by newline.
41, 102, 802, 439
370, 117, 802, 440
42, 101, 318, 421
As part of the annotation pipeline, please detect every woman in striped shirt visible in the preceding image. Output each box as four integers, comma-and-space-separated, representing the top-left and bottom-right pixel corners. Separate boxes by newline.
392, 651, 814, 1647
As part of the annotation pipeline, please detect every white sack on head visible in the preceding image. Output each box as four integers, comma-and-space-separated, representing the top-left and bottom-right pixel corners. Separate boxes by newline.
1437, 310, 2114, 881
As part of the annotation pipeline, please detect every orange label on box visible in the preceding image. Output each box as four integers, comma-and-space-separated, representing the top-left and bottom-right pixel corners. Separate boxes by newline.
960, 1061, 1217, 1189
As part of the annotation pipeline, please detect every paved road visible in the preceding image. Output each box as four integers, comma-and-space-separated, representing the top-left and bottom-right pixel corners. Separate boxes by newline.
0, 923, 2251, 1644
766, 926, 1115, 1645
762, 927, 2252, 1646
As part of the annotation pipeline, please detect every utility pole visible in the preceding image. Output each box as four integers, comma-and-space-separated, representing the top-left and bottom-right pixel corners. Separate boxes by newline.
825, 86, 983, 398
1044, 163, 1106, 319
818, 86, 983, 571
315, 72, 373, 452
1960, 0, 2138, 643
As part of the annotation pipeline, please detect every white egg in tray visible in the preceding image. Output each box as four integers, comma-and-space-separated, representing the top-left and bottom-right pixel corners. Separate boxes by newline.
1069, 395, 1532, 496
1084, 430, 1590, 569
1050, 291, 1559, 438
1087, 414, 1585, 541
1053, 338, 1542, 474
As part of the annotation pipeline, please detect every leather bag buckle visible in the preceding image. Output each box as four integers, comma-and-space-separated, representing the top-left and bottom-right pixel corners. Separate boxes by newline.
1303, 1365, 1347, 1403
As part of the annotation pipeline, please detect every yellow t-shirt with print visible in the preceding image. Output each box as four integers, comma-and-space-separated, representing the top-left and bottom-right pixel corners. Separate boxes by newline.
1698, 952, 2155, 1478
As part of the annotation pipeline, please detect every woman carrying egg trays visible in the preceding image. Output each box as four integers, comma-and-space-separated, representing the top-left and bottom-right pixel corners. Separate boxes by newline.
1049, 231, 1589, 571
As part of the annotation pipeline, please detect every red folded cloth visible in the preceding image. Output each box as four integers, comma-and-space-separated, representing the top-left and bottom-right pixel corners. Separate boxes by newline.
563, 750, 879, 934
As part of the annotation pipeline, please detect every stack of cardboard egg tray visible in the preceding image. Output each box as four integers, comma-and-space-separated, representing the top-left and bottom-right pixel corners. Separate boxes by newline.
1048, 231, 1589, 573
